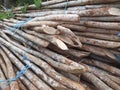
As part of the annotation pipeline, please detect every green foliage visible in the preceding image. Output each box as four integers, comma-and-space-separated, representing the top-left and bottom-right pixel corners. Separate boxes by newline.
17, 0, 34, 6
34, 0, 42, 9
0, 0, 43, 20
0, 13, 8, 20
8, 7, 15, 18
21, 0, 42, 13
21, 4, 28, 13
0, 6, 15, 20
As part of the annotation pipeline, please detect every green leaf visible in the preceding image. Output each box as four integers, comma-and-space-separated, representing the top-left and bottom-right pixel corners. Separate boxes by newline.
0, 13, 8, 20
0, 6, 15, 20
8, 7, 15, 18
34, 0, 42, 9
21, 4, 28, 13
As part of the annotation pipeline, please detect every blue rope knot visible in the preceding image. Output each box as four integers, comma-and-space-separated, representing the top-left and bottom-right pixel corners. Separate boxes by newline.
10, 64, 31, 82
0, 64, 31, 85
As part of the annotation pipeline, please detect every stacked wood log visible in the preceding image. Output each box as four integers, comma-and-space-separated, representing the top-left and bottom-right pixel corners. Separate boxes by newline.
0, 0, 120, 90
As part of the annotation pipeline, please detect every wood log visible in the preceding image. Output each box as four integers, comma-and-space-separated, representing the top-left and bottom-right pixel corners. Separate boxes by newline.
68, 4, 120, 10
61, 24, 120, 35
80, 81, 97, 90
77, 7, 120, 16
86, 65, 120, 90
82, 72, 113, 90
15, 7, 120, 17
14, 0, 67, 11
3, 27, 50, 47
31, 14, 80, 22
81, 21, 120, 30
17, 79, 28, 90
0, 67, 10, 90
81, 16, 120, 22
78, 36, 120, 48
1, 1, 120, 89
37, 47, 87, 71
0, 37, 85, 90
77, 32, 120, 42
25, 30, 69, 50
57, 25, 82, 47
14, 52, 69, 90
23, 21, 59, 27
31, 25, 60, 34
2, 29, 87, 72
3, 32, 86, 74
1, 45, 52, 90
48, 45, 90, 59
0, 55, 8, 78
83, 59, 120, 76
0, 48, 20, 90
43, 0, 120, 9
81, 44, 117, 61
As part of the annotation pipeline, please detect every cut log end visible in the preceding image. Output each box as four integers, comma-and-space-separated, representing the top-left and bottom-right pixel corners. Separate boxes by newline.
109, 8, 120, 16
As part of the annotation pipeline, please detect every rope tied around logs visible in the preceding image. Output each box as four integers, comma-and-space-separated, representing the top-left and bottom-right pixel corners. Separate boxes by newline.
0, 17, 33, 90
10, 17, 32, 34
64, 0, 68, 14
1, 64, 31, 90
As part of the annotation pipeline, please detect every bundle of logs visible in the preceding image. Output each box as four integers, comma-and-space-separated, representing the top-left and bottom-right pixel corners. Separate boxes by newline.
0, 0, 120, 90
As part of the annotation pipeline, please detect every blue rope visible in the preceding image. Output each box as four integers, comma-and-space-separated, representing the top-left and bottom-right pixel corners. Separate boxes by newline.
64, 0, 68, 14
117, 33, 120, 37
22, 53, 32, 62
0, 17, 33, 90
0, 64, 30, 83
9, 64, 31, 82
114, 54, 120, 61
10, 17, 32, 32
